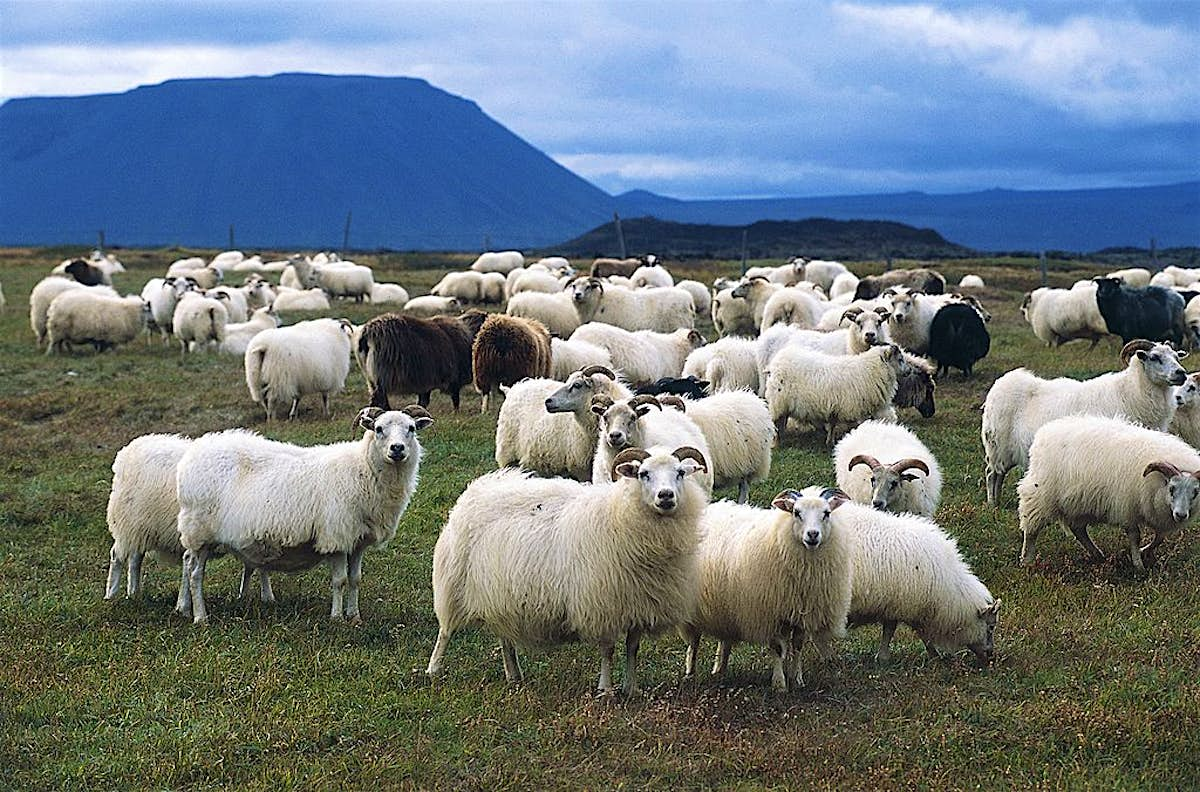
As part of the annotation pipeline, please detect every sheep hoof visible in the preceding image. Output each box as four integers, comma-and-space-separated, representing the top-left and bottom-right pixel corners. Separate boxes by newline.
348, 615, 363, 627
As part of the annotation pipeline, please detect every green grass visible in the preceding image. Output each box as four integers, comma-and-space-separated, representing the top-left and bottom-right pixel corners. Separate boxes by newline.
1, 248, 1197, 790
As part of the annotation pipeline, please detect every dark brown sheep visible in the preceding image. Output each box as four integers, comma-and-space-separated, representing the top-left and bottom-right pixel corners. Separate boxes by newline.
64, 258, 106, 286
854, 268, 946, 300
356, 312, 481, 411
471, 314, 553, 413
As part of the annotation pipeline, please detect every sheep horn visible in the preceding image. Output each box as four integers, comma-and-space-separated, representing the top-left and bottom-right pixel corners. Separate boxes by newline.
889, 458, 930, 476
1143, 461, 1183, 479
672, 446, 708, 473
771, 489, 803, 512
657, 395, 687, 412
580, 365, 615, 380
629, 394, 663, 415
610, 447, 651, 481
1120, 339, 1156, 367
589, 394, 614, 415
848, 454, 882, 472
841, 307, 864, 322
401, 404, 432, 421
354, 406, 385, 432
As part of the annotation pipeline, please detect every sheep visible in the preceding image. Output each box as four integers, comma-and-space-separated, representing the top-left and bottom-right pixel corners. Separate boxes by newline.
675, 279, 710, 315
403, 295, 463, 318
1092, 277, 1186, 346
1108, 268, 1153, 287
682, 486, 855, 690
1021, 284, 1109, 348
815, 297, 886, 330
982, 340, 1187, 505
591, 395, 714, 494
508, 268, 564, 297
829, 271, 860, 300
218, 306, 279, 356
833, 420, 942, 517
660, 390, 775, 503
431, 271, 484, 302
590, 256, 643, 278
798, 259, 851, 293
744, 262, 800, 284
242, 278, 276, 311
272, 287, 331, 312
178, 405, 433, 624
683, 335, 760, 394
172, 291, 228, 356
181, 267, 222, 291
1163, 265, 1200, 287
549, 337, 614, 381
245, 317, 354, 420
1170, 373, 1200, 447
355, 312, 476, 411
958, 274, 986, 290
472, 314, 553, 413
854, 268, 945, 300
471, 250, 525, 274
506, 277, 603, 337
280, 257, 321, 290
764, 344, 905, 446
711, 284, 757, 337
834, 497, 1000, 663
927, 302, 991, 376
569, 324, 705, 385
208, 250, 244, 272
316, 262, 374, 302
231, 254, 266, 274
45, 290, 149, 354
763, 307, 891, 364
535, 256, 572, 270
209, 285, 249, 322
730, 277, 783, 329
497, 365, 632, 480
1018, 415, 1200, 570
29, 277, 114, 345
166, 256, 207, 276
590, 281, 696, 333
479, 272, 506, 304
426, 445, 709, 695
61, 257, 109, 286
630, 263, 674, 289
882, 287, 945, 354
370, 282, 411, 305
893, 352, 938, 419
759, 286, 827, 332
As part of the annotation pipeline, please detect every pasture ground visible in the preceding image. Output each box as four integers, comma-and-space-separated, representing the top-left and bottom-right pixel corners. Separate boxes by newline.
1, 248, 1197, 790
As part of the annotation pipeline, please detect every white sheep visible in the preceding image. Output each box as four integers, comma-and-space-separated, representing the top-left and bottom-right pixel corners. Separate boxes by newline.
244, 317, 353, 420
426, 445, 709, 695
771, 306, 891, 359
683, 335, 760, 394
166, 256, 207, 277
1184, 295, 1200, 349
1109, 268, 1152, 287
218, 306, 279, 356
764, 344, 905, 446
730, 278, 783, 328
711, 284, 757, 337
549, 337, 614, 381
682, 487, 855, 690
799, 259, 851, 293
479, 272, 506, 304
1163, 265, 1200, 287
403, 295, 462, 318
759, 286, 827, 333
508, 268, 564, 297
589, 281, 695, 332
172, 291, 228, 355
1170, 373, 1200, 447
833, 420, 942, 517
1018, 415, 1200, 570
177, 405, 432, 624
140, 277, 194, 343
664, 390, 775, 503
630, 264, 674, 289
982, 340, 1186, 504
273, 287, 332, 312
958, 274, 986, 290
29, 277, 117, 346
242, 278, 276, 311
675, 279, 711, 315
208, 250, 244, 272
370, 282, 411, 305
45, 289, 149, 354
1021, 285, 1109, 348
744, 261, 802, 285
591, 395, 714, 494
829, 271, 861, 300
209, 285, 249, 322
495, 366, 632, 480
506, 277, 603, 337
815, 297, 886, 330
431, 270, 484, 302
470, 250, 525, 273
835, 498, 1000, 662
569, 323, 704, 385
318, 261, 374, 302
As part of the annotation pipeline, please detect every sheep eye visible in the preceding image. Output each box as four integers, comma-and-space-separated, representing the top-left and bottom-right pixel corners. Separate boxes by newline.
676, 471, 684, 479
374, 427, 383, 435
639, 471, 649, 480
1151, 355, 1160, 362
890, 481, 899, 490
408, 426, 415, 435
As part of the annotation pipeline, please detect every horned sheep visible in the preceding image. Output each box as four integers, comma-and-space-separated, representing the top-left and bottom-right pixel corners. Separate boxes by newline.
711, 284, 757, 337
506, 278, 603, 337
833, 420, 942, 517
590, 395, 715, 495
245, 317, 354, 420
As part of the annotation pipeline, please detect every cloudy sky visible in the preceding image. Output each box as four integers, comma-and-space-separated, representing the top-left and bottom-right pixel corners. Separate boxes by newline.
2, 0, 1197, 199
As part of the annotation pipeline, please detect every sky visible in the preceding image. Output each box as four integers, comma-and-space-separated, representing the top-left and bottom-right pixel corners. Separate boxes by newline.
1, 0, 1198, 199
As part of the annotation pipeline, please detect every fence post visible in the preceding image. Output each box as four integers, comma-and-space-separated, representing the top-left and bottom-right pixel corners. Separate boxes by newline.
1040, 251, 1047, 286
614, 213, 626, 259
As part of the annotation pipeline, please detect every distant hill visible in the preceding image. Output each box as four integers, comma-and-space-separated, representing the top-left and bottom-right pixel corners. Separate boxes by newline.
1, 73, 1195, 252
550, 216, 973, 260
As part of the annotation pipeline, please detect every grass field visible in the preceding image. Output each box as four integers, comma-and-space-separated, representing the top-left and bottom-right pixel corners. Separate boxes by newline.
1, 248, 1197, 790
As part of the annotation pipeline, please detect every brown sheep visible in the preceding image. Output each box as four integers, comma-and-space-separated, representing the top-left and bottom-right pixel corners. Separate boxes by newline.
589, 254, 658, 279
471, 314, 553, 413
356, 312, 482, 411
854, 268, 946, 300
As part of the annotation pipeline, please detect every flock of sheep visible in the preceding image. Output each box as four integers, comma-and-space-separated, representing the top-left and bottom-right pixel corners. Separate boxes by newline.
17, 245, 1199, 695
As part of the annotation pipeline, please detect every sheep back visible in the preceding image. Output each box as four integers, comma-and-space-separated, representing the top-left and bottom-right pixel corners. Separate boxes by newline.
358, 313, 473, 409
472, 314, 552, 395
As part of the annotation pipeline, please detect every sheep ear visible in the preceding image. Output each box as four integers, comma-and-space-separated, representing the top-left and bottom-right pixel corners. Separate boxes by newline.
614, 461, 642, 480
771, 489, 800, 512
401, 404, 434, 430
355, 407, 384, 431
1178, 350, 1189, 359
979, 600, 1001, 618
821, 487, 851, 510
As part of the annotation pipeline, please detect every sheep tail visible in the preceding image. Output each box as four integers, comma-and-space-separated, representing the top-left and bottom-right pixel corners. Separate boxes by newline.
245, 346, 268, 404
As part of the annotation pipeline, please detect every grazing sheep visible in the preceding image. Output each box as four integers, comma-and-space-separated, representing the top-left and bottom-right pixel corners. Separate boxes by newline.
711, 284, 757, 337
764, 344, 905, 446
854, 268, 945, 300
472, 314, 553, 413
590, 281, 696, 333
166, 256, 208, 277
549, 337, 614, 381
172, 291, 228, 356
958, 274, 985, 290
403, 295, 463, 318
506, 277, 603, 337
759, 286, 827, 332
1018, 415, 1200, 570
833, 420, 942, 517
664, 390, 775, 503
178, 405, 432, 624
927, 302, 991, 376
45, 290, 149, 354
591, 395, 714, 494
272, 287, 332, 312
630, 263, 674, 289
370, 282, 411, 305
982, 340, 1187, 505
478, 272, 507, 304
682, 487, 855, 690
1170, 373, 1200, 447
322, 264, 374, 302
497, 366, 633, 480
471, 250, 525, 274
676, 279, 711, 314
245, 318, 354, 420
218, 306, 279, 356
432, 271, 484, 302
837, 498, 1000, 663
1021, 284, 1109, 348
29, 278, 117, 346
1092, 277, 1186, 346
356, 312, 476, 411
683, 335, 760, 394
1162, 265, 1200, 287
426, 445, 709, 695
570, 324, 705, 385
508, 268, 565, 297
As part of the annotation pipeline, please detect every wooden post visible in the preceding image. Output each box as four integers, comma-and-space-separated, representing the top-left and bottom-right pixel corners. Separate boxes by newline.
1040, 251, 1047, 286
886, 255, 893, 272
483, 234, 491, 252
97, 230, 105, 252
1150, 237, 1158, 270
614, 213, 627, 259
740, 229, 748, 275
229, 224, 235, 250
343, 211, 352, 255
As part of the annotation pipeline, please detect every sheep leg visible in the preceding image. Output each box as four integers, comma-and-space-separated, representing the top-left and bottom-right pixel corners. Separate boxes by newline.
1126, 525, 1146, 571
479, 391, 489, 415
418, 392, 431, 408
1140, 531, 1165, 566
368, 387, 391, 410
623, 628, 643, 696
185, 547, 210, 625
104, 546, 122, 600
769, 638, 788, 692
985, 467, 1004, 506
344, 548, 364, 623
876, 621, 898, 663
328, 553, 348, 619
1067, 523, 1105, 563
175, 560, 191, 615
684, 632, 700, 677
126, 552, 143, 598
238, 565, 255, 599
712, 640, 733, 675
773, 417, 787, 447
320, 393, 330, 418
737, 477, 750, 504
450, 388, 462, 411
825, 422, 838, 447
288, 397, 300, 421
500, 639, 523, 682
258, 569, 274, 603
787, 630, 805, 688
922, 638, 942, 659
426, 628, 452, 677
597, 641, 615, 693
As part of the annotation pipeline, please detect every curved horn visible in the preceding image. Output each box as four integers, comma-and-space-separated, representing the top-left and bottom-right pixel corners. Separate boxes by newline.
1120, 339, 1156, 367
841, 307, 864, 322
771, 488, 803, 512
820, 487, 852, 502
610, 447, 651, 481
589, 393, 614, 415
354, 406, 385, 432
672, 446, 708, 473
580, 365, 615, 380
657, 395, 687, 411
1144, 461, 1183, 479
401, 404, 432, 421
629, 394, 663, 413
889, 458, 931, 476
848, 454, 882, 472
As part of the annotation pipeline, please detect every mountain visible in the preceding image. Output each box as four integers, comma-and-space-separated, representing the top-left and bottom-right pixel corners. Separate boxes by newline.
1, 73, 1195, 252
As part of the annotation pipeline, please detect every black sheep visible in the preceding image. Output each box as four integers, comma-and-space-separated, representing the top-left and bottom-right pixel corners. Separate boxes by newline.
634, 375, 710, 399
927, 303, 990, 376
1093, 277, 1186, 346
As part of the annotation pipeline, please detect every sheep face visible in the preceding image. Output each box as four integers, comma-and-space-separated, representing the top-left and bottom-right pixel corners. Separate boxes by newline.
773, 487, 849, 550
897, 355, 936, 418
356, 406, 433, 464
544, 367, 616, 414
1144, 462, 1200, 523
1175, 374, 1200, 408
570, 278, 603, 304
1133, 344, 1187, 386
596, 398, 660, 449
965, 600, 1001, 664
849, 456, 930, 512
613, 447, 707, 514
843, 307, 890, 346
885, 289, 916, 324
